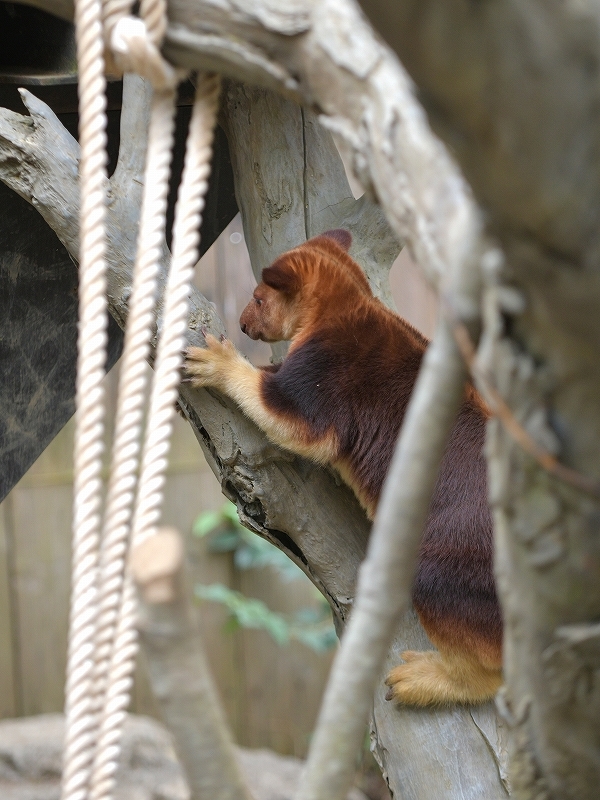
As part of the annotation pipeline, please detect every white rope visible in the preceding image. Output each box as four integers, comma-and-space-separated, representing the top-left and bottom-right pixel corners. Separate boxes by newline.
87, 86, 178, 800
104, 0, 180, 89
62, 0, 109, 796
63, 0, 221, 794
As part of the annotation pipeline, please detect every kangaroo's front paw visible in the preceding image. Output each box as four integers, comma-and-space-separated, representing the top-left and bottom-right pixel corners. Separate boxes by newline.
184, 335, 237, 389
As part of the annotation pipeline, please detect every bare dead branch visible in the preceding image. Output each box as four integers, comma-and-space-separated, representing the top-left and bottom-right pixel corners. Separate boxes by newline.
132, 527, 253, 800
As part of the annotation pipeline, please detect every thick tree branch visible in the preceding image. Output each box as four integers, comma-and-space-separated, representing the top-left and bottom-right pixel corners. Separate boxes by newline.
217, 81, 508, 800
16, 0, 478, 288
353, 4, 600, 798
220, 80, 401, 310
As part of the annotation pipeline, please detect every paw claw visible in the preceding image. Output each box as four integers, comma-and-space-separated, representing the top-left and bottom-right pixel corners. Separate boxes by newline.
204, 333, 219, 347
181, 334, 239, 390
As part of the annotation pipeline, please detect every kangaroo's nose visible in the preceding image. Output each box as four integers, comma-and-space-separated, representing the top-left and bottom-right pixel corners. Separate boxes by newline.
241, 322, 248, 334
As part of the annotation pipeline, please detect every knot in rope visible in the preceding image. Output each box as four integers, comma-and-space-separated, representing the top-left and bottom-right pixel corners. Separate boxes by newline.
110, 16, 182, 90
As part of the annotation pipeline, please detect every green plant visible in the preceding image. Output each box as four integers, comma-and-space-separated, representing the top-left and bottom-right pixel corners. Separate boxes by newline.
193, 502, 337, 652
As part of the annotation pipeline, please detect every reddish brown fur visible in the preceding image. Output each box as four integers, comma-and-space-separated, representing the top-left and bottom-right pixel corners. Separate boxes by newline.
190, 229, 502, 705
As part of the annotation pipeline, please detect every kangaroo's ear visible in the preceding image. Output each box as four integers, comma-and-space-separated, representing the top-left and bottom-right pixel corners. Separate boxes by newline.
321, 229, 352, 251
262, 258, 301, 295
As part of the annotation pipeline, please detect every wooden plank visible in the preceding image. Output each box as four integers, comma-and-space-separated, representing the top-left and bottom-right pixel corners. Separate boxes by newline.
238, 566, 334, 757
0, 498, 17, 718
10, 481, 72, 715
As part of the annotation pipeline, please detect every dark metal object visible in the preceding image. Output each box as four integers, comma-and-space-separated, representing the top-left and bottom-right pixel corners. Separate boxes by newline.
0, 3, 77, 84
0, 9, 238, 502
0, 180, 124, 501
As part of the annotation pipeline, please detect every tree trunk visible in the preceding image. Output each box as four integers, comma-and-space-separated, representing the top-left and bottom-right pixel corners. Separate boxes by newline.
356, 3, 600, 798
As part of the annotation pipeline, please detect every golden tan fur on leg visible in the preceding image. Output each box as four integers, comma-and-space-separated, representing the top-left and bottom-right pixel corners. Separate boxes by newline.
186, 336, 339, 463
384, 649, 502, 707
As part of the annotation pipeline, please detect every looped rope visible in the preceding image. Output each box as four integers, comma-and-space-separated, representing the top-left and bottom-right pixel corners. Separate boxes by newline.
103, 0, 183, 89
86, 84, 179, 800
61, 0, 109, 796
87, 77, 221, 800
111, 17, 181, 90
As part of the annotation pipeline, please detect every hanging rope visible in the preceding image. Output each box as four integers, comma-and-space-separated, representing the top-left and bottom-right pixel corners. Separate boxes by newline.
62, 0, 109, 795
62, 0, 221, 795
87, 85, 179, 800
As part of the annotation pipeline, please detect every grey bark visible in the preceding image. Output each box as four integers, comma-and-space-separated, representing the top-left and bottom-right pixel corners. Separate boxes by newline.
12, 0, 474, 286
131, 529, 253, 800
355, 3, 600, 799
218, 81, 506, 800
219, 82, 399, 308
0, 70, 507, 800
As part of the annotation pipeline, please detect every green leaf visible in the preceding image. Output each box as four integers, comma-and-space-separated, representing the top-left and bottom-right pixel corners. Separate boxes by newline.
195, 583, 291, 646
223, 616, 241, 634
235, 531, 305, 579
195, 582, 337, 652
207, 528, 243, 553
193, 509, 226, 538
221, 502, 242, 526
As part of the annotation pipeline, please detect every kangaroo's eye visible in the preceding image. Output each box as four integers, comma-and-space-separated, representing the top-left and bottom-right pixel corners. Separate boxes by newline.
255, 298, 262, 306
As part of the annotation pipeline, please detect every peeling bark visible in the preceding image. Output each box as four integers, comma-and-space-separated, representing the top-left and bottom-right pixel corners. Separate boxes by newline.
356, 3, 600, 798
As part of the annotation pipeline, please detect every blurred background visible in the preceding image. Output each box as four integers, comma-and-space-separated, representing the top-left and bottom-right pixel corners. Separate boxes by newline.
0, 209, 437, 759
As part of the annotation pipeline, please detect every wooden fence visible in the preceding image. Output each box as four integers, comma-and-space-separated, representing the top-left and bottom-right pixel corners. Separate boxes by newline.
0, 215, 436, 757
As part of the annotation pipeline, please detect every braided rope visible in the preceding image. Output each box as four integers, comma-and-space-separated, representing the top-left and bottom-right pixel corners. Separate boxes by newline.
140, 0, 167, 44
61, 0, 109, 796
102, 0, 132, 40
87, 74, 221, 800
87, 86, 178, 800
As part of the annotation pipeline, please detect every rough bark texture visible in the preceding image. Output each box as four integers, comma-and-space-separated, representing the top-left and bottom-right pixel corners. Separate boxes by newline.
132, 532, 254, 800
220, 80, 506, 800
0, 66, 507, 800
356, 3, 600, 799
